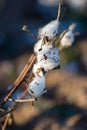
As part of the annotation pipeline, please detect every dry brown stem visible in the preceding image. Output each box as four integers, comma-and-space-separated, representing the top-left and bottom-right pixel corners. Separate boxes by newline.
2, 113, 10, 130
8, 98, 35, 103
0, 54, 36, 107
22, 25, 38, 41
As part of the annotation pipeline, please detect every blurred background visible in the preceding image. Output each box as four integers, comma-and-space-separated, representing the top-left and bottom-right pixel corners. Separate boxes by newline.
0, 0, 87, 130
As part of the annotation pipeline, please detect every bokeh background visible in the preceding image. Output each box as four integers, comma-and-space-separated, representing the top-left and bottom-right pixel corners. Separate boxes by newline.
0, 0, 87, 130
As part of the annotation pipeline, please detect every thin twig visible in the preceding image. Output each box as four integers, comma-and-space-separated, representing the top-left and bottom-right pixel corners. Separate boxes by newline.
0, 108, 16, 117
0, 89, 34, 130
57, 2, 63, 21
0, 54, 36, 107
57, 1, 66, 22
0, 78, 34, 117
8, 98, 35, 103
22, 25, 38, 41
0, 71, 35, 117
2, 113, 10, 130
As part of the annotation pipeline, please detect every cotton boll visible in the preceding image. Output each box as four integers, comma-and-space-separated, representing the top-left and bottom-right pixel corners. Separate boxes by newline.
37, 46, 59, 62
45, 47, 60, 62
38, 3, 62, 39
60, 30, 75, 48
37, 49, 48, 62
38, 48, 60, 71
29, 76, 45, 98
39, 58, 60, 71
38, 20, 60, 39
37, 48, 51, 62
37, 47, 60, 68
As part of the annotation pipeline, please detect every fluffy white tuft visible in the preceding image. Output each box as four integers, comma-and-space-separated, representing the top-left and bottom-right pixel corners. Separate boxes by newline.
60, 30, 75, 47
39, 20, 60, 39
29, 76, 45, 98
37, 48, 60, 71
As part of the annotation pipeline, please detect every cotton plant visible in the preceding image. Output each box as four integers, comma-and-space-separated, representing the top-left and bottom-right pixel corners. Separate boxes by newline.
0, 2, 78, 121
25, 12, 77, 100
10, 3, 77, 101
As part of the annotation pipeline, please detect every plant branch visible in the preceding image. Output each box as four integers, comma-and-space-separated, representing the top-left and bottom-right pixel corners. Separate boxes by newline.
0, 54, 36, 107
22, 25, 38, 41
57, 2, 63, 21
2, 113, 10, 130
8, 98, 35, 103
0, 108, 16, 117
57, 1, 66, 22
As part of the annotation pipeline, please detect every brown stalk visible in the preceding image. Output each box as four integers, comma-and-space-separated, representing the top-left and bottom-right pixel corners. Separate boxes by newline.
0, 54, 36, 107
2, 113, 10, 130
22, 25, 38, 41
57, 2, 63, 21
0, 108, 16, 117
1, 85, 35, 129
9, 98, 35, 103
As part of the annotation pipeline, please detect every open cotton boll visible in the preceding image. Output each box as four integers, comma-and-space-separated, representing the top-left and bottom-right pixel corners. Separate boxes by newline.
37, 47, 60, 62
29, 76, 45, 98
38, 20, 60, 39
38, 48, 60, 71
45, 47, 60, 62
60, 30, 75, 48
39, 57, 60, 71
32, 63, 47, 77
37, 47, 52, 62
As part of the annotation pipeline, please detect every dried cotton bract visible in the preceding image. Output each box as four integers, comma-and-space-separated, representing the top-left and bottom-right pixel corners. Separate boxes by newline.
28, 76, 46, 98
32, 63, 47, 77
